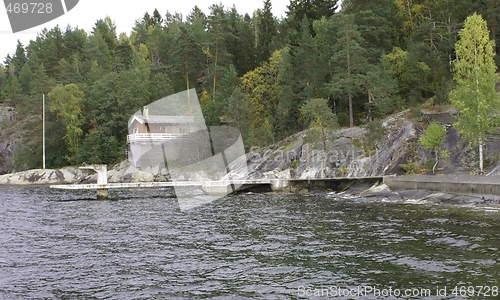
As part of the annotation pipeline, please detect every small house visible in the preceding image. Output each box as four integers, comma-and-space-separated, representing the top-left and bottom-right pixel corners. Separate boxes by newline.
127, 107, 195, 144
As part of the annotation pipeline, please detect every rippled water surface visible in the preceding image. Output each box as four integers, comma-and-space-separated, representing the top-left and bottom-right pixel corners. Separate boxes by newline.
1, 186, 500, 299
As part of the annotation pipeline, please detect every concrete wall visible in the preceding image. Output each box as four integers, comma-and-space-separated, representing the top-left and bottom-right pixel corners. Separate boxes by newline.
384, 176, 500, 196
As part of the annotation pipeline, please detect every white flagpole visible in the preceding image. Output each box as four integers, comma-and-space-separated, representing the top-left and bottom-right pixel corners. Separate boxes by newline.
43, 94, 46, 169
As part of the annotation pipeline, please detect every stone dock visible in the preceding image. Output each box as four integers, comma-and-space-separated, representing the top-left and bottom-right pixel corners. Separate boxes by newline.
384, 175, 500, 197
51, 177, 385, 199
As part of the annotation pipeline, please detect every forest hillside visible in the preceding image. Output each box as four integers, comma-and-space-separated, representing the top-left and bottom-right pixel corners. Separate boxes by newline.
1, 0, 499, 174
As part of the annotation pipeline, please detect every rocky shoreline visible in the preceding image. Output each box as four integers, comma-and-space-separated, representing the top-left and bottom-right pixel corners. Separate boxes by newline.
1, 164, 500, 210
2, 109, 500, 209
351, 182, 500, 208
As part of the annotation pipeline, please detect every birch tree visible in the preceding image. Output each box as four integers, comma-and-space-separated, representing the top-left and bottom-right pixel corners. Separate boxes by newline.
450, 13, 500, 174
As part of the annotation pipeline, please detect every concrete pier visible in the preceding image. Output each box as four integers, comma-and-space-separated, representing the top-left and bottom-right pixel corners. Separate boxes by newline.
51, 174, 500, 200
384, 175, 500, 197
50, 177, 385, 199
79, 165, 108, 199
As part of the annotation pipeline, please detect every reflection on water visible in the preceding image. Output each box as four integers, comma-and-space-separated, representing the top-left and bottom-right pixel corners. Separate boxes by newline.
0, 186, 499, 299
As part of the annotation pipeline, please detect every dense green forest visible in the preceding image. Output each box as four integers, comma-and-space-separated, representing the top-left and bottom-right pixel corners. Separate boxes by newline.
1, 0, 499, 170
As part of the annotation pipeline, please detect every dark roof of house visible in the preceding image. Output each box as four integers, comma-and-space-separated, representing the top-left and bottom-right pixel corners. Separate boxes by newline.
131, 115, 194, 124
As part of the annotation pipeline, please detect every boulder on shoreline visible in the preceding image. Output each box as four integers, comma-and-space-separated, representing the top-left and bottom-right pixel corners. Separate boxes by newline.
0, 167, 86, 185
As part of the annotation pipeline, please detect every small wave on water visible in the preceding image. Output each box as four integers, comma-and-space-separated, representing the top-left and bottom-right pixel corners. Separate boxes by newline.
1, 186, 500, 299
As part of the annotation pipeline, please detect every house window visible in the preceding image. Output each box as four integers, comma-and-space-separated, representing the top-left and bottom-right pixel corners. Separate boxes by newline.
180, 125, 189, 134
165, 125, 180, 134
133, 128, 139, 134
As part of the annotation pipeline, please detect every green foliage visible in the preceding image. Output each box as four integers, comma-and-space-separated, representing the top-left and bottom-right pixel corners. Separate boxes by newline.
200, 90, 222, 127
222, 88, 254, 146
48, 83, 85, 164
420, 122, 446, 150
277, 17, 326, 137
383, 47, 432, 106
328, 13, 369, 127
449, 13, 500, 174
13, 146, 40, 171
76, 128, 123, 165
240, 50, 283, 140
4, 1, 499, 172
286, 0, 338, 34
399, 161, 427, 174
363, 121, 385, 151
256, 0, 277, 65
420, 122, 447, 173
300, 98, 338, 150
30, 64, 55, 95
300, 98, 339, 130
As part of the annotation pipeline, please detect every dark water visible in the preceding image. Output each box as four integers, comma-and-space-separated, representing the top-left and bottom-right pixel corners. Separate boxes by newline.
1, 186, 500, 299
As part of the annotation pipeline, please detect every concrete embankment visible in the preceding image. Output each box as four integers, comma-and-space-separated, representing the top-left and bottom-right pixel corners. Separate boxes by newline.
384, 175, 500, 197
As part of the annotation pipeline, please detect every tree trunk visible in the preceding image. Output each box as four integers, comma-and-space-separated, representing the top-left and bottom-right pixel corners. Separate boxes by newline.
346, 24, 353, 128
348, 92, 353, 128
213, 35, 219, 102
479, 139, 484, 174
432, 150, 439, 174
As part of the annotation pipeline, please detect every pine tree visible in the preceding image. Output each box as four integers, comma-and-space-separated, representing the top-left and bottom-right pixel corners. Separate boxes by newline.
343, 0, 396, 64
234, 14, 257, 76
286, 0, 338, 34
17, 64, 33, 94
92, 17, 117, 54
257, 0, 277, 64
10, 41, 27, 75
277, 17, 325, 137
30, 64, 55, 95
450, 13, 500, 174
328, 13, 368, 127
207, 4, 235, 102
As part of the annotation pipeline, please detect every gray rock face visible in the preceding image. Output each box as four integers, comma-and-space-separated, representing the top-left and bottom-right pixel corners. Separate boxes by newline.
0, 106, 15, 127
229, 109, 500, 179
0, 106, 18, 174
0, 167, 86, 185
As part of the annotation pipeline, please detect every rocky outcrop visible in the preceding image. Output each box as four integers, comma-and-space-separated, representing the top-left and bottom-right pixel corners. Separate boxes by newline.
0, 167, 87, 185
356, 182, 500, 207
0, 105, 18, 174
0, 105, 15, 128
227, 109, 500, 179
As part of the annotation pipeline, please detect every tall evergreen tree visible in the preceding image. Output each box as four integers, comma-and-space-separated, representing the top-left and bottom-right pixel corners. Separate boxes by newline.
234, 14, 257, 75
30, 64, 55, 95
207, 4, 235, 101
257, 0, 277, 64
10, 41, 27, 76
26, 26, 64, 76
276, 17, 327, 137
343, 0, 396, 64
169, 23, 203, 92
17, 64, 33, 94
328, 13, 368, 127
286, 0, 338, 34
92, 17, 118, 54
